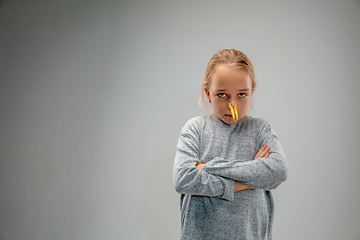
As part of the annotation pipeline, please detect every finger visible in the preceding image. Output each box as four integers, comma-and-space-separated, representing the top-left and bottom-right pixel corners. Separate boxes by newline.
261, 145, 268, 152
259, 145, 268, 154
263, 145, 270, 152
255, 151, 265, 159
255, 148, 262, 157
254, 145, 270, 159
196, 163, 205, 170
258, 146, 266, 153
263, 146, 269, 152
260, 147, 270, 157
257, 147, 265, 154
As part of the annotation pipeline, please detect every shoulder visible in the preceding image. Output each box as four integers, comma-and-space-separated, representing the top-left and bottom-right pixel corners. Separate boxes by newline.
183, 115, 205, 126
181, 115, 208, 133
245, 116, 280, 142
177, 116, 210, 145
242, 116, 271, 130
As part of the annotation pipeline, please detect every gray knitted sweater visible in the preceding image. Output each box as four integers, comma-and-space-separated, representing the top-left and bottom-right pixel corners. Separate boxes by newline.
173, 114, 288, 240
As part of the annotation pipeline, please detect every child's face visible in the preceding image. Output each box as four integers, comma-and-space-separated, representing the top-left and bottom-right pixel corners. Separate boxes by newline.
205, 66, 254, 125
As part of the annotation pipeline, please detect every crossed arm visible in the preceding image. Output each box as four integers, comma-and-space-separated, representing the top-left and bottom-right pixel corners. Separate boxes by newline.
173, 119, 288, 201
196, 144, 270, 192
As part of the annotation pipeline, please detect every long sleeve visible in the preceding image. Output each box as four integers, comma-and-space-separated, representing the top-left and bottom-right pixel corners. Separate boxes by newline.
202, 120, 288, 190
176, 115, 285, 240
173, 118, 234, 201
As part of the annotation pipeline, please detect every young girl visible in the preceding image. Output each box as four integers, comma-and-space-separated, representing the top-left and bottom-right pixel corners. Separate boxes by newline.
173, 49, 288, 240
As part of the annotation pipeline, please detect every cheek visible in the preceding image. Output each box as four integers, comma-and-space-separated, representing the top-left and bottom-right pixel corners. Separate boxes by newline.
238, 101, 251, 112
212, 101, 226, 112
213, 104, 223, 111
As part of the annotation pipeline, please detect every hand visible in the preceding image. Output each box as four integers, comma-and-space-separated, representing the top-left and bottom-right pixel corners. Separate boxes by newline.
234, 181, 254, 192
196, 163, 205, 170
253, 144, 270, 160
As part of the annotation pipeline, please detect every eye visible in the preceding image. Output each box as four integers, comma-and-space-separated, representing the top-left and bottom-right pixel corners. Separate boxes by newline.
217, 93, 227, 98
238, 93, 247, 98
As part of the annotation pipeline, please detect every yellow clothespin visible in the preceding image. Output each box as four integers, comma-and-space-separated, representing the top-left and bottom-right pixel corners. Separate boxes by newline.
228, 103, 239, 121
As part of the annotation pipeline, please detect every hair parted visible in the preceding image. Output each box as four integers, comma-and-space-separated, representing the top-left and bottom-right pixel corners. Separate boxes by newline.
199, 49, 256, 108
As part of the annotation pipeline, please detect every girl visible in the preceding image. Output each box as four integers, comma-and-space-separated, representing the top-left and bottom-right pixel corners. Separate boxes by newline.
173, 49, 288, 240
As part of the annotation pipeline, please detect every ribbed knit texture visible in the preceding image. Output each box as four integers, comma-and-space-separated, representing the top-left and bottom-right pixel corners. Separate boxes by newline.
173, 114, 288, 240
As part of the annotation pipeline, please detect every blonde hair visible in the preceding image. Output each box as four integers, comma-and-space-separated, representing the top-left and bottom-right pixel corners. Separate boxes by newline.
199, 49, 257, 108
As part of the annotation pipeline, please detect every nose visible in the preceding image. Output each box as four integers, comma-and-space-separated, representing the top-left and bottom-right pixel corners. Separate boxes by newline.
230, 95, 237, 105
229, 100, 236, 108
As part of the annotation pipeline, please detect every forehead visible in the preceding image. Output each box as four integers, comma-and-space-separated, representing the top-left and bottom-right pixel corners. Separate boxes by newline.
211, 66, 252, 90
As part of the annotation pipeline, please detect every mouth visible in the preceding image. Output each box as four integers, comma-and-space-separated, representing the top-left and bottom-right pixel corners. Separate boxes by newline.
225, 114, 233, 119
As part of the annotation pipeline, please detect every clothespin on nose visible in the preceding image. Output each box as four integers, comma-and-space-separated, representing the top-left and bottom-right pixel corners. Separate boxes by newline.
228, 103, 239, 121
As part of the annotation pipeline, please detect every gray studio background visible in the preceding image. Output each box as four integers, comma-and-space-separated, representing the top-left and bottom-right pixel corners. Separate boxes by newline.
1, 0, 360, 239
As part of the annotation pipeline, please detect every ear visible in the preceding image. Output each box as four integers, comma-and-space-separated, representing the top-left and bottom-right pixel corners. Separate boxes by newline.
204, 88, 210, 100
251, 88, 255, 96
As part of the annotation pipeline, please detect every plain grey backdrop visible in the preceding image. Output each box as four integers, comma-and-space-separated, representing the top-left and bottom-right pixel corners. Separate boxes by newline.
1, 0, 360, 239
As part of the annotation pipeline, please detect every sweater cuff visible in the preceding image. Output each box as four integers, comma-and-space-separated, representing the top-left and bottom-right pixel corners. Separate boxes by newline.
219, 178, 234, 202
